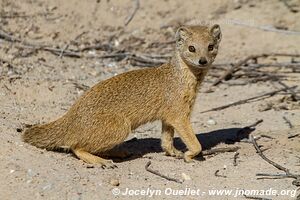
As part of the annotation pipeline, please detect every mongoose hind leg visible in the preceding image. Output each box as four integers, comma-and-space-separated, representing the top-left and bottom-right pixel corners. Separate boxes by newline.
161, 122, 183, 158
69, 113, 131, 159
72, 148, 117, 169
171, 118, 202, 162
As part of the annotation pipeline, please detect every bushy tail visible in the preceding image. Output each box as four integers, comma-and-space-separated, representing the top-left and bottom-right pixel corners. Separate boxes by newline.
22, 121, 64, 150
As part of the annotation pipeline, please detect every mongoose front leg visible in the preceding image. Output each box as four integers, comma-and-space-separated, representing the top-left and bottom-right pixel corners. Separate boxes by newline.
72, 148, 117, 169
161, 122, 183, 158
172, 119, 202, 162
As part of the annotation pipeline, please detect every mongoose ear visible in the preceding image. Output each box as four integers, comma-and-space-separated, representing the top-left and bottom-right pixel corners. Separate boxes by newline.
210, 24, 222, 43
175, 26, 191, 43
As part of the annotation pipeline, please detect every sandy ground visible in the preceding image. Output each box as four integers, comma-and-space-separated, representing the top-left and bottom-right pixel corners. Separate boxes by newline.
0, 0, 300, 199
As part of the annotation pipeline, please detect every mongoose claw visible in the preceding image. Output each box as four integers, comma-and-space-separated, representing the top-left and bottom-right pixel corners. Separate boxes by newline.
101, 160, 118, 169
101, 164, 118, 169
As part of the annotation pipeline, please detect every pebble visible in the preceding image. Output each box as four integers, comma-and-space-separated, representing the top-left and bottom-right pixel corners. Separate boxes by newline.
42, 183, 52, 190
181, 173, 191, 181
207, 119, 216, 125
27, 169, 35, 177
87, 50, 96, 55
114, 39, 120, 47
109, 178, 120, 186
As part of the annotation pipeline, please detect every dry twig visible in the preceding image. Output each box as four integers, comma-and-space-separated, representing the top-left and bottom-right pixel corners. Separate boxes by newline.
124, 0, 140, 26
0, 29, 21, 42
282, 116, 293, 129
278, 80, 300, 101
145, 161, 182, 183
251, 135, 291, 173
256, 173, 294, 179
288, 134, 300, 139
72, 82, 90, 91
202, 146, 240, 156
250, 135, 300, 185
243, 194, 272, 200
214, 169, 227, 178
212, 53, 300, 87
233, 152, 240, 166
0, 11, 53, 19
260, 134, 274, 140
200, 86, 297, 113
0, 28, 169, 66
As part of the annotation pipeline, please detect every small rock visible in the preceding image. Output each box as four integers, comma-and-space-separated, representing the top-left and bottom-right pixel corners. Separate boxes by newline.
16, 128, 23, 132
42, 183, 52, 190
87, 50, 96, 55
27, 169, 35, 177
110, 178, 120, 186
181, 173, 191, 181
114, 39, 120, 47
207, 119, 216, 125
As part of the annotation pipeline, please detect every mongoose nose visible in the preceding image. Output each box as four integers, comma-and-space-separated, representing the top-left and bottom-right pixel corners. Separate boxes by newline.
199, 57, 208, 65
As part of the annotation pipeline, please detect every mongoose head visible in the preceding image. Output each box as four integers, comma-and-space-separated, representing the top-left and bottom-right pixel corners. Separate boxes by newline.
175, 24, 222, 68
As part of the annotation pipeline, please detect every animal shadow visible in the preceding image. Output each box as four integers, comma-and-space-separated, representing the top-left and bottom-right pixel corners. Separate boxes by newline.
115, 126, 255, 162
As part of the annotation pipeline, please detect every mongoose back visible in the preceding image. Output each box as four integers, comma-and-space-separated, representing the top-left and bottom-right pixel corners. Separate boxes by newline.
23, 24, 222, 168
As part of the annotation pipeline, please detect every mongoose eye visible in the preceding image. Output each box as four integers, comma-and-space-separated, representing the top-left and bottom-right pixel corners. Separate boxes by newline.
208, 44, 214, 51
188, 46, 196, 52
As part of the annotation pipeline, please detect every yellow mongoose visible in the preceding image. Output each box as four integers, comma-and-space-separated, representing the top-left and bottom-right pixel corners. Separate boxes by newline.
23, 24, 222, 168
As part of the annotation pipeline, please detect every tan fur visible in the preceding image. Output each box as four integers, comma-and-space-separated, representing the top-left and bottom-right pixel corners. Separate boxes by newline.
22, 24, 222, 167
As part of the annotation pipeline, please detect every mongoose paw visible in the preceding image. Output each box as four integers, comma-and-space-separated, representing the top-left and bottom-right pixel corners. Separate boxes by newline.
101, 160, 118, 169
183, 153, 195, 163
174, 150, 184, 159
184, 156, 194, 163
165, 148, 183, 159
